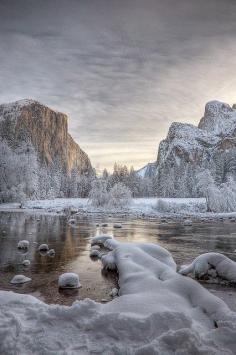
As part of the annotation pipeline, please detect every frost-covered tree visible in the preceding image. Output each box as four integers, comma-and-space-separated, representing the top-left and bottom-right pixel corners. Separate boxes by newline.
89, 179, 109, 207
0, 140, 39, 202
197, 170, 236, 212
108, 183, 132, 209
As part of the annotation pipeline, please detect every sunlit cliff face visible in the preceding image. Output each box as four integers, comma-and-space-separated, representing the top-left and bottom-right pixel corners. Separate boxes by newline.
1, 0, 236, 171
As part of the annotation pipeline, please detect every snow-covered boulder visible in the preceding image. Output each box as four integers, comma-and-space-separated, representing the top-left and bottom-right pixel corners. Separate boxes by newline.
38, 244, 49, 252
17, 240, 29, 249
47, 249, 55, 257
183, 219, 193, 226
22, 260, 30, 266
58, 273, 81, 289
90, 249, 101, 258
179, 252, 236, 282
10, 275, 31, 284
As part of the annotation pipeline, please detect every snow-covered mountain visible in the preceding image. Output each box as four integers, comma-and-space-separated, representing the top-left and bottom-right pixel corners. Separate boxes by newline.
155, 100, 236, 197
136, 162, 157, 178
0, 99, 93, 200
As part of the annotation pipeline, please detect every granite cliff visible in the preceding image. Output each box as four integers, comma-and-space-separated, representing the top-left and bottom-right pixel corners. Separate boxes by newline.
156, 100, 236, 197
0, 99, 92, 175
0, 99, 93, 200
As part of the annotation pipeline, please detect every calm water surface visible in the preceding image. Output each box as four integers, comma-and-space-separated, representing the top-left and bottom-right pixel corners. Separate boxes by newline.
1, 212, 236, 308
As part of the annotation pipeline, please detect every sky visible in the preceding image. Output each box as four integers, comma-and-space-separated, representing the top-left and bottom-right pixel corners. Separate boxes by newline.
1, 0, 236, 171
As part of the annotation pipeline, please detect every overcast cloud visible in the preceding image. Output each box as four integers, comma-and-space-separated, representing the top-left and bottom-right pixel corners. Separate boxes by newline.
1, 0, 236, 170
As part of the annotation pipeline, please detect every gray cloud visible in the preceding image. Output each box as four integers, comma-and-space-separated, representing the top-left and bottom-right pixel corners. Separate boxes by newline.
1, 0, 236, 170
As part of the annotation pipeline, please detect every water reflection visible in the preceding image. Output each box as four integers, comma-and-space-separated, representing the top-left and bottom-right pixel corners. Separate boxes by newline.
1, 212, 236, 307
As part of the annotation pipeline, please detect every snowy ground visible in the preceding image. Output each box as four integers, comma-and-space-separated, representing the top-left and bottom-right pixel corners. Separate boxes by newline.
2, 197, 236, 220
0, 235, 236, 354
0, 197, 208, 215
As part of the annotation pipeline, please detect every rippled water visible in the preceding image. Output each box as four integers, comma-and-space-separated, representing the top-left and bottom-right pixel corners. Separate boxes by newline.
0, 211, 236, 308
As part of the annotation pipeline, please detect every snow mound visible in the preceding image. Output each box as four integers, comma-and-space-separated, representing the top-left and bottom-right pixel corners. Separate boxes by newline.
17, 240, 29, 249
58, 273, 81, 289
179, 252, 236, 282
10, 275, 31, 284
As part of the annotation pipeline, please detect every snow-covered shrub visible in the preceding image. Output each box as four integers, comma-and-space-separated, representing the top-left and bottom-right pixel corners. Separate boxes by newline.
89, 180, 131, 209
197, 170, 236, 212
155, 198, 207, 213
107, 183, 132, 209
89, 179, 109, 207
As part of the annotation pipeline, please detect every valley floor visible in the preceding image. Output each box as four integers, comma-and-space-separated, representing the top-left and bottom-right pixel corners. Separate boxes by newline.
1, 197, 236, 220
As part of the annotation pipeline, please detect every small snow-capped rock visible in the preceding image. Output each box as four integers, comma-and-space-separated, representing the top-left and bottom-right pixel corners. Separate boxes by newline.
68, 218, 76, 225
91, 235, 113, 246
17, 240, 29, 249
90, 249, 101, 257
58, 273, 81, 289
101, 223, 108, 227
113, 223, 122, 229
109, 288, 119, 297
22, 260, 31, 266
183, 219, 192, 226
38, 244, 49, 252
47, 249, 55, 257
11, 275, 31, 284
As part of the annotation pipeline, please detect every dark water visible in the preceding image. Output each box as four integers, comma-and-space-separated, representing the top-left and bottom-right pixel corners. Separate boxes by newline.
1, 212, 236, 308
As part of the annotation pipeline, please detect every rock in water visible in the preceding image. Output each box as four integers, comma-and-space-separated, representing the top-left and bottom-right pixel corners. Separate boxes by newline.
113, 223, 122, 229
38, 244, 49, 252
58, 273, 81, 289
22, 260, 31, 266
17, 240, 29, 249
183, 219, 192, 226
11, 275, 31, 284
47, 249, 55, 257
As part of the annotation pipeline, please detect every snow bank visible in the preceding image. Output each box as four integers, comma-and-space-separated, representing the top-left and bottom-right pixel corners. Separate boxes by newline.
179, 252, 236, 282
1, 238, 236, 353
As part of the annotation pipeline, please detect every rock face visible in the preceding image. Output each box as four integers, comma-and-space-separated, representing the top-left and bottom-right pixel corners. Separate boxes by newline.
0, 99, 92, 175
156, 101, 236, 197
0, 99, 93, 200
136, 162, 157, 178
